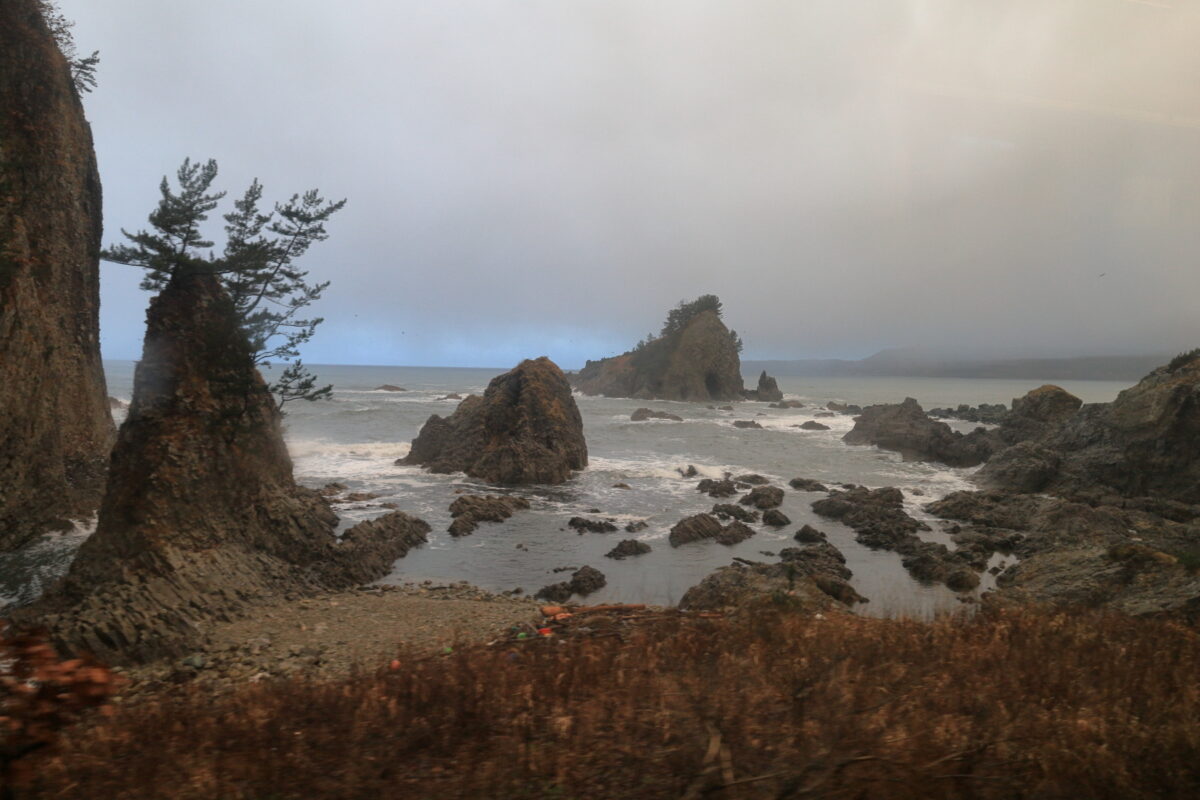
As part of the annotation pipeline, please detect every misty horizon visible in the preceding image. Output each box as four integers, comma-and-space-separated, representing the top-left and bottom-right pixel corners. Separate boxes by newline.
61, 0, 1200, 368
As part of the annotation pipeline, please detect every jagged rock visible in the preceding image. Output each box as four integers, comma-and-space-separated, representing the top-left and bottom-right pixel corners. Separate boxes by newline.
447, 494, 530, 536
744, 371, 783, 402
794, 524, 828, 543
319, 483, 348, 497
678, 465, 699, 478
571, 309, 746, 401
401, 357, 587, 485
843, 397, 1002, 467
789, 478, 829, 493
631, 407, 683, 422
740, 486, 784, 509
712, 503, 759, 523
15, 271, 428, 663
605, 539, 651, 560
796, 421, 830, 431
437, 393, 462, 401
732, 420, 763, 429
108, 397, 128, 411
769, 400, 805, 409
624, 520, 648, 533
928, 403, 1009, 425
568, 516, 618, 534
668, 514, 724, 546
812, 487, 929, 548
714, 521, 756, 545
827, 402, 862, 414
733, 473, 769, 485
697, 478, 738, 498
680, 540, 861, 610
762, 509, 791, 527
536, 565, 607, 601
979, 361, 1200, 503
0, 2, 115, 551
375, 385, 407, 392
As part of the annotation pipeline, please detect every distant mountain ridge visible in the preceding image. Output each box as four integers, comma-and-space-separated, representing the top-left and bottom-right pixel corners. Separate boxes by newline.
743, 350, 1176, 381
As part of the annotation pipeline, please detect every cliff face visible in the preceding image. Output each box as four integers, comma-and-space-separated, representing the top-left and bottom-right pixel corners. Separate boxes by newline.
21, 271, 428, 663
0, 1, 114, 551
979, 356, 1200, 503
402, 356, 587, 484
573, 310, 745, 401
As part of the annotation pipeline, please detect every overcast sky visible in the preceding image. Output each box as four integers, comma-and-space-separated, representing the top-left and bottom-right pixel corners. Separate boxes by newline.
61, 0, 1200, 368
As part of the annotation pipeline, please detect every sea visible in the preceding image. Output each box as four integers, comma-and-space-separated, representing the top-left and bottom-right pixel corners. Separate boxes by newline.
0, 362, 1129, 618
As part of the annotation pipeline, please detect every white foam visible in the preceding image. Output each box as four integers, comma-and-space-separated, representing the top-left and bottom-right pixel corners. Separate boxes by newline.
288, 439, 413, 481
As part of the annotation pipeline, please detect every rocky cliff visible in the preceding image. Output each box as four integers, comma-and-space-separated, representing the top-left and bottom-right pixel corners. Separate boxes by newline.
980, 356, 1200, 503
402, 356, 587, 484
18, 271, 429, 663
572, 310, 745, 401
0, 1, 114, 551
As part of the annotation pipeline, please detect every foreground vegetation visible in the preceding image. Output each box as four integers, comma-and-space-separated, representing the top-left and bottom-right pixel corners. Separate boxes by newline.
12, 606, 1200, 798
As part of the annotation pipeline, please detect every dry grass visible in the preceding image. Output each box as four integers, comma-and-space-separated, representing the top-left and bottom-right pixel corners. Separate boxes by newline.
18, 607, 1200, 799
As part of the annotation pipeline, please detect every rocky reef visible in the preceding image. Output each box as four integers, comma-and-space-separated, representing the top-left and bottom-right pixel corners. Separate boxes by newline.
572, 308, 746, 401
0, 1, 114, 551
401, 357, 587, 484
842, 398, 1000, 467
16, 271, 429, 663
680, 541, 864, 611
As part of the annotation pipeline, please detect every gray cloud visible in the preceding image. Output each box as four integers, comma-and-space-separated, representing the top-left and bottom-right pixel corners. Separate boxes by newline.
66, 0, 1200, 367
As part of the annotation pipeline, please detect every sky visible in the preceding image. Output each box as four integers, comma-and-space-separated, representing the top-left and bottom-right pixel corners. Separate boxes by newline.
60, 0, 1200, 368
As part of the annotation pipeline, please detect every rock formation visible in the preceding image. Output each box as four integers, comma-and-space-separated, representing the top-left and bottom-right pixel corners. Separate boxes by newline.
401, 357, 587, 484
572, 310, 745, 401
680, 543, 863, 611
630, 408, 683, 422
447, 495, 530, 536
744, 370, 783, 402
17, 271, 429, 663
536, 565, 607, 602
842, 398, 1001, 467
0, 1, 114, 551
979, 362, 1200, 502
605, 539, 651, 560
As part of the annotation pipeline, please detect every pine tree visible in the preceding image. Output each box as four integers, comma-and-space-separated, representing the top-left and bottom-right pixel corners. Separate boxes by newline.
104, 158, 345, 409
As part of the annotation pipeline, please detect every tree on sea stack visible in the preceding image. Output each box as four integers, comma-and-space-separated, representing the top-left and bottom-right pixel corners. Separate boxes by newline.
104, 158, 345, 409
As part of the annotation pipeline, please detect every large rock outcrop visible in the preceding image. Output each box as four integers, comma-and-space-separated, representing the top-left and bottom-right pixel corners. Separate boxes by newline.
572, 310, 745, 401
17, 271, 429, 663
0, 1, 114, 551
979, 357, 1200, 503
842, 398, 1001, 467
744, 370, 783, 402
401, 357, 587, 484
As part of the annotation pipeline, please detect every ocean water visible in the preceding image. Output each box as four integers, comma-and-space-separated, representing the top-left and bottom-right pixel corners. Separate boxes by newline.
1, 362, 1128, 617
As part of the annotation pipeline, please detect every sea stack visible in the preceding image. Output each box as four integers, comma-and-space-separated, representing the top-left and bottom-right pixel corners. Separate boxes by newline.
0, 0, 115, 551
573, 307, 745, 401
402, 356, 587, 484
20, 270, 429, 662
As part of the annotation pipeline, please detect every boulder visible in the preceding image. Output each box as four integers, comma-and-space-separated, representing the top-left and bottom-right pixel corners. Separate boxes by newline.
605, 539, 651, 560
0, 2, 115, 551
624, 520, 648, 533
572, 308, 746, 401
631, 407, 683, 422
697, 478, 738, 498
797, 421, 830, 431
794, 524, 828, 543
568, 516, 618, 534
769, 400, 805, 409
712, 503, 759, 523
14, 271, 428, 663
733, 473, 770, 485
668, 513, 724, 546
979, 360, 1200, 503
843, 397, 1002, 467
447, 494, 530, 536
536, 566, 607, 602
789, 478, 829, 492
812, 487, 929, 549
680, 541, 862, 611
401, 357, 587, 485
732, 420, 763, 429
714, 521, 756, 545
762, 509, 791, 527
827, 402, 862, 414
928, 403, 1009, 425
740, 486, 784, 509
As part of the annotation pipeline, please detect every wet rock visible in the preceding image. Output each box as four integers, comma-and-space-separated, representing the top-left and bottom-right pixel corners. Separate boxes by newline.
437, 393, 463, 401
697, 478, 738, 498
624, 520, 648, 533
827, 402, 862, 414
631, 407, 683, 422
668, 514, 724, 546
812, 486, 929, 549
319, 482, 348, 497
568, 516, 619, 534
536, 565, 607, 601
740, 486, 784, 509
402, 357, 587, 485
711, 504, 759, 523
375, 385, 407, 392
796, 421, 830, 431
714, 521, 756, 546
928, 403, 1009, 425
843, 397, 1002, 467
793, 525, 828, 543
762, 509, 791, 527
678, 465, 699, 478
788, 478, 829, 493
605, 540, 652, 560
732, 420, 763, 429
733, 473, 769, 485
744, 371, 783, 402
612, 483, 632, 490
447, 494, 531, 536
718, 405, 735, 411
681, 540, 861, 610
769, 400, 805, 409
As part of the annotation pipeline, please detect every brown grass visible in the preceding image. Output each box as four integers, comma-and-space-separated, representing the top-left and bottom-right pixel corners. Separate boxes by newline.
18, 607, 1200, 799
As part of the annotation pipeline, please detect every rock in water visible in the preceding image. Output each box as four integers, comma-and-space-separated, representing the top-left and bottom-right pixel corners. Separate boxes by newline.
745, 370, 783, 402
0, 2, 115, 551
402, 357, 587, 484
980, 358, 1200, 502
843, 397, 1001, 468
572, 310, 745, 401
17, 271, 429, 663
